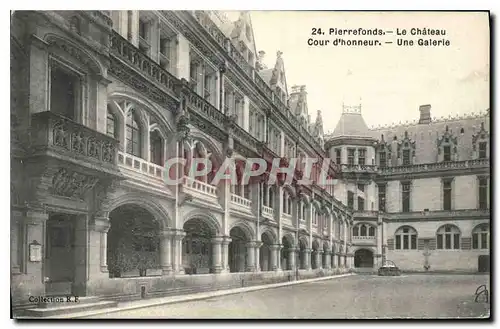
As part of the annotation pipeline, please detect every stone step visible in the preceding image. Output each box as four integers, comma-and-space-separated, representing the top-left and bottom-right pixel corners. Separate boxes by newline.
23, 300, 118, 318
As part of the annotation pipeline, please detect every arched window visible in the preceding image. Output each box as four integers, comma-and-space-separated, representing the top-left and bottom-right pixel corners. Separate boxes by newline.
360, 224, 367, 237
353, 226, 359, 236
106, 106, 117, 138
472, 224, 489, 250
395, 226, 417, 250
436, 224, 460, 250
150, 130, 164, 166
126, 110, 142, 157
368, 226, 375, 237
312, 207, 317, 225
287, 194, 292, 215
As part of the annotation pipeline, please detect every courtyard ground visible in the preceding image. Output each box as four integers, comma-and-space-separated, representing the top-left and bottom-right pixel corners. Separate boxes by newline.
88, 274, 490, 319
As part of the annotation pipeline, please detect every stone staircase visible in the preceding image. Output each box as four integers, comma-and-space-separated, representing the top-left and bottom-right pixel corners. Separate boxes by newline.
19, 296, 118, 318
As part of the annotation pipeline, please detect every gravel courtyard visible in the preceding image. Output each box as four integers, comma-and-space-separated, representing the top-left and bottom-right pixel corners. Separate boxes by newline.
90, 274, 490, 319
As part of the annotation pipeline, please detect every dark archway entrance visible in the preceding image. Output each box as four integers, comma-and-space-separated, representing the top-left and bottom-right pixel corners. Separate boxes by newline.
280, 235, 294, 270
183, 218, 215, 274
354, 249, 374, 268
229, 226, 251, 272
478, 255, 490, 273
260, 231, 274, 271
298, 238, 307, 269
312, 240, 320, 269
108, 205, 161, 278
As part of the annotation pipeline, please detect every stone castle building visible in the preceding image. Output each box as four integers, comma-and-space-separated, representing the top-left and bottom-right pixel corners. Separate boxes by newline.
10, 10, 489, 307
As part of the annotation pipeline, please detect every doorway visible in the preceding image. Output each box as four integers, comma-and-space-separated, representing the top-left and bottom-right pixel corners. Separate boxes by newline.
478, 255, 490, 273
45, 214, 75, 296
354, 249, 374, 268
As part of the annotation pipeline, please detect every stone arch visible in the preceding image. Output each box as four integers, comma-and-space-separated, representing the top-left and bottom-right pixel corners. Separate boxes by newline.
229, 221, 256, 241
107, 202, 164, 278
182, 209, 222, 236
297, 235, 309, 269
280, 232, 295, 270
229, 222, 254, 273
311, 239, 321, 269
260, 228, 277, 272
354, 248, 375, 268
189, 131, 224, 166
44, 33, 105, 75
109, 91, 175, 137
107, 193, 171, 230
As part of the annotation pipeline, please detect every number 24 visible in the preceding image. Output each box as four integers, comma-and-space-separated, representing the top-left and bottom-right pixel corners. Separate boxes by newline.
311, 28, 323, 35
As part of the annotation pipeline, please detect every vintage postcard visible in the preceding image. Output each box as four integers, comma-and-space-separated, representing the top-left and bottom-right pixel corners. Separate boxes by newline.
10, 10, 490, 319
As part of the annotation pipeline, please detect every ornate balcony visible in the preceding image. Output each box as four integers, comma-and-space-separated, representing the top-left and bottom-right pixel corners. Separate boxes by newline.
183, 177, 218, 198
230, 193, 252, 211
30, 111, 120, 173
262, 205, 274, 219
117, 151, 165, 183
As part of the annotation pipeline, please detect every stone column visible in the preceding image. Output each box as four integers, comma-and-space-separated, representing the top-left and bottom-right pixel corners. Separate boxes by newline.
221, 236, 231, 273
315, 251, 321, 269
211, 237, 223, 274
270, 244, 280, 271
332, 248, 338, 269
172, 230, 186, 275
23, 207, 48, 287
287, 247, 296, 270
324, 249, 332, 269
160, 230, 174, 275
305, 248, 312, 270
246, 241, 257, 272
92, 216, 110, 273
255, 241, 262, 272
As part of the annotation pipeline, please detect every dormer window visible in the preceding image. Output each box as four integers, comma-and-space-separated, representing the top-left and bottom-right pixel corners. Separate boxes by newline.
479, 142, 487, 159
358, 148, 366, 165
402, 149, 411, 165
472, 122, 489, 160
398, 131, 415, 166
443, 145, 451, 162
437, 126, 457, 162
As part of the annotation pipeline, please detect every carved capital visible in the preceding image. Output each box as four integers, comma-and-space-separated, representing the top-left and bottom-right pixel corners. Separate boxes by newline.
91, 217, 110, 233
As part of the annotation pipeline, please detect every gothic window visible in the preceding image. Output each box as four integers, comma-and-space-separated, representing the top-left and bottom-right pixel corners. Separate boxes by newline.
437, 126, 457, 162
478, 177, 488, 209
443, 179, 453, 211
106, 107, 117, 138
335, 148, 342, 165
401, 181, 411, 212
347, 191, 354, 210
357, 197, 364, 211
347, 149, 355, 165
472, 224, 489, 250
436, 224, 460, 250
50, 62, 79, 121
368, 226, 375, 237
126, 110, 142, 157
472, 122, 489, 160
379, 150, 387, 168
353, 226, 359, 236
378, 184, 386, 212
398, 131, 415, 166
358, 148, 366, 165
360, 224, 367, 236
395, 226, 417, 250
312, 207, 317, 226
150, 130, 164, 166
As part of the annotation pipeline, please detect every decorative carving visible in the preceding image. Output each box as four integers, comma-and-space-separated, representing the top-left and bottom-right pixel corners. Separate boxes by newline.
51, 168, 98, 199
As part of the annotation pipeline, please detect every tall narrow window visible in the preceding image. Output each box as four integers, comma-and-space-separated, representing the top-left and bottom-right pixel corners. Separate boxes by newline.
443, 145, 451, 162
402, 149, 411, 165
368, 226, 375, 237
189, 60, 199, 92
402, 182, 411, 212
472, 224, 489, 250
395, 226, 417, 250
138, 18, 150, 55
50, 64, 78, 120
357, 197, 364, 211
126, 111, 141, 157
353, 226, 359, 236
443, 180, 452, 211
378, 184, 386, 212
347, 149, 355, 165
436, 225, 460, 250
479, 142, 487, 159
335, 149, 342, 165
204, 73, 213, 103
106, 107, 117, 138
358, 149, 366, 165
347, 191, 354, 210
150, 130, 163, 166
360, 225, 367, 236
379, 151, 386, 168
159, 36, 172, 72
479, 177, 488, 209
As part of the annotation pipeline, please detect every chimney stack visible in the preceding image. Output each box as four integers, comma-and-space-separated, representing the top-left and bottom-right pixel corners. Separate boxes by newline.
419, 104, 432, 124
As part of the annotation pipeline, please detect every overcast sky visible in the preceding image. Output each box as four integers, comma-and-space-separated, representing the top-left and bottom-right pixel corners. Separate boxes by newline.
225, 11, 489, 132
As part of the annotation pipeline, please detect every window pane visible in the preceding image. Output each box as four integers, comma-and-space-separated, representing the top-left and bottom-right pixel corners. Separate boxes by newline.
411, 235, 417, 250
437, 234, 443, 249
445, 234, 451, 249
453, 234, 460, 249
472, 234, 478, 249
481, 233, 487, 249
403, 235, 409, 250
369, 227, 375, 236
353, 227, 359, 236
395, 235, 401, 249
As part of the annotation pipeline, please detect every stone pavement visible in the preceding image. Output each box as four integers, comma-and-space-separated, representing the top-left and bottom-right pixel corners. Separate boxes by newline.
36, 273, 354, 319
89, 274, 490, 319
